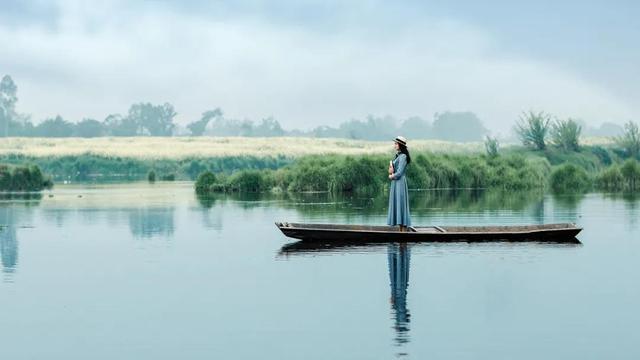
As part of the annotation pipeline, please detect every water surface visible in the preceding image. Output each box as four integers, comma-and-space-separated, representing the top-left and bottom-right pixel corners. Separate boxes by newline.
1, 183, 638, 359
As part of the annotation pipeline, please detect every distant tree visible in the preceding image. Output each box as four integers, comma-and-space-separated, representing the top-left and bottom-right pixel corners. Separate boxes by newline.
0, 75, 18, 137
550, 118, 582, 151
338, 119, 368, 139
206, 117, 239, 136
188, 108, 223, 136
35, 116, 74, 137
310, 125, 342, 138
399, 117, 431, 139
615, 121, 640, 159
432, 112, 488, 142
254, 117, 285, 137
598, 122, 624, 136
127, 102, 176, 136
515, 111, 551, 150
103, 114, 138, 136
329, 116, 397, 140
74, 118, 105, 137
585, 122, 624, 137
238, 119, 254, 136
8, 116, 35, 136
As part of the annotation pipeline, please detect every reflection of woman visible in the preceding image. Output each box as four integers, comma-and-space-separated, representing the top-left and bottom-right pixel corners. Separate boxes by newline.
387, 136, 411, 231
388, 243, 411, 345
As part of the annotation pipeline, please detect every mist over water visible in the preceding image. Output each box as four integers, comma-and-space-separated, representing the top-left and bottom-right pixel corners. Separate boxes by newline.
1, 182, 639, 359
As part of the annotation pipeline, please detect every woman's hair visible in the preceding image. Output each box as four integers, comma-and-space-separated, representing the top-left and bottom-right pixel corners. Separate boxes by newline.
398, 143, 411, 164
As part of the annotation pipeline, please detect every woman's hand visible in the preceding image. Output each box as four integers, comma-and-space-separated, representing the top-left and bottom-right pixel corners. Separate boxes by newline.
388, 174, 394, 180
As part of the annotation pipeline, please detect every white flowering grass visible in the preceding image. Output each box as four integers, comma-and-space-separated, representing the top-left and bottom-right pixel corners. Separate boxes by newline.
0, 137, 484, 159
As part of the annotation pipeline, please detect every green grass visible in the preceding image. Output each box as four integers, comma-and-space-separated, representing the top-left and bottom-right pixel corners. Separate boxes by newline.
550, 164, 591, 192
195, 152, 553, 195
0, 154, 292, 181
194, 146, 640, 195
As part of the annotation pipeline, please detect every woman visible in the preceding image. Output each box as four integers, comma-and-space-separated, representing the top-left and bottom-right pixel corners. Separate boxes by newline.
387, 136, 411, 231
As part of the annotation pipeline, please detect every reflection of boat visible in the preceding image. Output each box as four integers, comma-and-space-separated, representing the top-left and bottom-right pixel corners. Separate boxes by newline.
279, 240, 384, 255
279, 238, 581, 256
276, 222, 582, 243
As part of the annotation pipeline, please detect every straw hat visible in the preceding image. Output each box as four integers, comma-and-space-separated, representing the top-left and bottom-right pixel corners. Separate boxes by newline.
394, 136, 408, 147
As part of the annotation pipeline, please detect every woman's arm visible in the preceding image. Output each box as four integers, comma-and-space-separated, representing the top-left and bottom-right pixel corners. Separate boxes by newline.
390, 154, 407, 180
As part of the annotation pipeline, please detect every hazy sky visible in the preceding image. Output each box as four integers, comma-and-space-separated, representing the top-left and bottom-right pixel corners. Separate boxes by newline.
1, 0, 638, 133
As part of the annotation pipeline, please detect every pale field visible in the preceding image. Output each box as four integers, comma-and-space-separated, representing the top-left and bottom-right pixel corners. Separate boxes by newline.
0, 137, 485, 159
0, 136, 614, 159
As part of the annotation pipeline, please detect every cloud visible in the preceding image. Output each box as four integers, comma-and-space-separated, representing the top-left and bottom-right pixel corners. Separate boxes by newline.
0, 0, 637, 133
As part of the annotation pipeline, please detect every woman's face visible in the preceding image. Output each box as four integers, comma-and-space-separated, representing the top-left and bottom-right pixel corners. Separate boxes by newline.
394, 141, 400, 151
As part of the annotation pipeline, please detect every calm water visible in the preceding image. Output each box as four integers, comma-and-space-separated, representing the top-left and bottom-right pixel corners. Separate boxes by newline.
1, 182, 639, 359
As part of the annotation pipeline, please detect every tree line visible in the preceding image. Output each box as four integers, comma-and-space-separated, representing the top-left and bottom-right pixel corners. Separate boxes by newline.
0, 74, 630, 141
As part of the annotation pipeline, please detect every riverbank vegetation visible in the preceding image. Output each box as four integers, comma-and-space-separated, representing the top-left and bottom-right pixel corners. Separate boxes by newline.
0, 164, 52, 191
0, 134, 638, 193
195, 152, 551, 194
194, 117, 640, 195
194, 149, 640, 195
0, 153, 291, 181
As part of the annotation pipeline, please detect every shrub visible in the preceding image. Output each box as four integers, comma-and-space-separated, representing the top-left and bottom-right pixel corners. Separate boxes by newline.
620, 159, 640, 189
287, 157, 333, 192
515, 111, 551, 150
161, 173, 176, 181
550, 118, 581, 151
329, 156, 382, 193
147, 170, 156, 182
550, 164, 591, 192
0, 164, 53, 191
227, 170, 273, 192
596, 165, 624, 190
195, 171, 218, 194
543, 149, 602, 172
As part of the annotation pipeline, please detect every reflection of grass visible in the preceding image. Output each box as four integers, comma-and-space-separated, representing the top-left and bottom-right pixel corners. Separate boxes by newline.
204, 188, 546, 216
602, 192, 640, 210
551, 192, 586, 210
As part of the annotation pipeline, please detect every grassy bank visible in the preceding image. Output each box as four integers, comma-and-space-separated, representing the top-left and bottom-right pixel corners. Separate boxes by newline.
196, 153, 552, 194
0, 137, 483, 181
1, 137, 636, 192
195, 145, 640, 195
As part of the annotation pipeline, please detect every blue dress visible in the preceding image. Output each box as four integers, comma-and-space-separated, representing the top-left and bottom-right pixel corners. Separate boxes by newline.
387, 153, 411, 226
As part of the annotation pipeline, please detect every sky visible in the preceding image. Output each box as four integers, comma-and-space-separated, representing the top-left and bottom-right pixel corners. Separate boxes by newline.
1, 0, 638, 134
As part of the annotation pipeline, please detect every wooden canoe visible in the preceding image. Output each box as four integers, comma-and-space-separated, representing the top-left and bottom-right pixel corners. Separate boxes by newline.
275, 222, 582, 243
